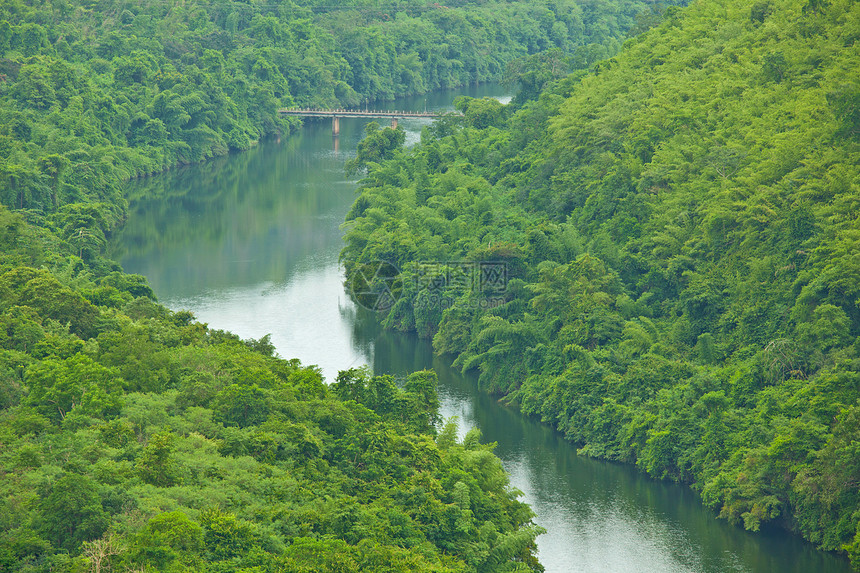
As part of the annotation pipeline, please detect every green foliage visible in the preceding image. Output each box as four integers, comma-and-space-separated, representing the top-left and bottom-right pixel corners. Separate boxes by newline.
40, 473, 109, 552
136, 430, 181, 487
828, 81, 860, 139
333, 367, 442, 434
0, 0, 651, 254
25, 354, 122, 422
131, 511, 204, 569
340, 0, 860, 564
0, 0, 785, 570
346, 122, 406, 176
0, 211, 541, 571
504, 49, 573, 107
455, 96, 508, 129
199, 508, 259, 561
211, 384, 271, 428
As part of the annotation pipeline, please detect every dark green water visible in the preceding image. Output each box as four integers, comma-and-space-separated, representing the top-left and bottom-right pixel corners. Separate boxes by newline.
112, 86, 853, 573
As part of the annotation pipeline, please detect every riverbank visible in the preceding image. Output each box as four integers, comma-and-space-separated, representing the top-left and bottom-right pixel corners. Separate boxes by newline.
113, 85, 855, 572
338, 0, 860, 566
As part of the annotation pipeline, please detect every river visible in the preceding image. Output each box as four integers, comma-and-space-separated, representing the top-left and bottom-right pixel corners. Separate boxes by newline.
111, 85, 853, 573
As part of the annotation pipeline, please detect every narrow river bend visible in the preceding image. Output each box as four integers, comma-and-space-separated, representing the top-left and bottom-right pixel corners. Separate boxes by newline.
111, 86, 852, 573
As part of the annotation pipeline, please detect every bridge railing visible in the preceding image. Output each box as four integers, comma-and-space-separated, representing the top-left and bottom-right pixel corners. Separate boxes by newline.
277, 107, 460, 134
277, 107, 450, 118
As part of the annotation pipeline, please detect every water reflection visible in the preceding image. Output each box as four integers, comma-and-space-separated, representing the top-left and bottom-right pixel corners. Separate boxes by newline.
367, 330, 851, 573
113, 134, 355, 300
113, 85, 853, 573
112, 84, 511, 379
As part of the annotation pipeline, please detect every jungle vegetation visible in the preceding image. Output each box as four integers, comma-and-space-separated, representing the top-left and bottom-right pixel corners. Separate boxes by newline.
0, 203, 545, 571
0, 0, 688, 570
0, 0, 675, 245
340, 0, 860, 567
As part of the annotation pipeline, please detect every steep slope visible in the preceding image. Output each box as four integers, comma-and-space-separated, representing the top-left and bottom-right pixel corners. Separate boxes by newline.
341, 0, 860, 565
0, 0, 673, 250
0, 1, 689, 570
0, 205, 544, 572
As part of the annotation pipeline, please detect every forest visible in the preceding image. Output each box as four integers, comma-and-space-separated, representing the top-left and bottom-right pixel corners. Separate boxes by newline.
0, 0, 691, 571
0, 0, 670, 248
340, 0, 860, 568
0, 215, 544, 572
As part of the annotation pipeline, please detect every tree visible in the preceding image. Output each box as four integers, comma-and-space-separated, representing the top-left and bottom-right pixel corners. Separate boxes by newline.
364, 374, 399, 416
12, 62, 56, 109
41, 474, 109, 552
827, 82, 860, 139
405, 369, 441, 432
25, 354, 122, 422
504, 48, 571, 106
17, 272, 100, 339
802, 0, 830, 15
37, 155, 69, 209
136, 431, 180, 487
345, 122, 405, 176
199, 508, 258, 560
82, 532, 123, 573
57, 203, 115, 262
211, 384, 270, 428
0, 163, 47, 210
334, 367, 367, 402
131, 511, 203, 569
454, 96, 507, 129
796, 304, 851, 362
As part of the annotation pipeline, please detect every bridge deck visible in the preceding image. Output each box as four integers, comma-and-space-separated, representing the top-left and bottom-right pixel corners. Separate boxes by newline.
278, 108, 449, 119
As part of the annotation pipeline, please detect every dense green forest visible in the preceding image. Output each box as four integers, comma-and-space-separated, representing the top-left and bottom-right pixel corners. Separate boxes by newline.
341, 0, 860, 567
0, 0, 697, 570
0, 0, 673, 247
0, 206, 544, 571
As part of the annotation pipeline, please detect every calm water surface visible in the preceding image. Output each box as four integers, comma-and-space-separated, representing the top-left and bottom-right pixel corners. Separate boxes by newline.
112, 86, 852, 573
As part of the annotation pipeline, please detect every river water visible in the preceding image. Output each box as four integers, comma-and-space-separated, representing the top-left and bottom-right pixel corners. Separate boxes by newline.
112, 85, 853, 573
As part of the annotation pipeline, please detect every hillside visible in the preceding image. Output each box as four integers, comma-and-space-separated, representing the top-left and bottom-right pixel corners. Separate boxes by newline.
0, 1, 706, 570
0, 0, 675, 263
340, 0, 860, 566
0, 204, 546, 571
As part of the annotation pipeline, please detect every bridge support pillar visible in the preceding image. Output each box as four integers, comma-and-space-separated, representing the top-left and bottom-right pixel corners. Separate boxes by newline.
332, 116, 340, 136
391, 118, 398, 129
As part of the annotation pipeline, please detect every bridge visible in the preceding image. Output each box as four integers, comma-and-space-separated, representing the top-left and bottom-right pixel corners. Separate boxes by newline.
278, 107, 451, 135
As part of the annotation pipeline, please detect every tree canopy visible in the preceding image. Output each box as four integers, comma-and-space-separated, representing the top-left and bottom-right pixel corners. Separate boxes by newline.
340, 0, 860, 567
0, 204, 545, 571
